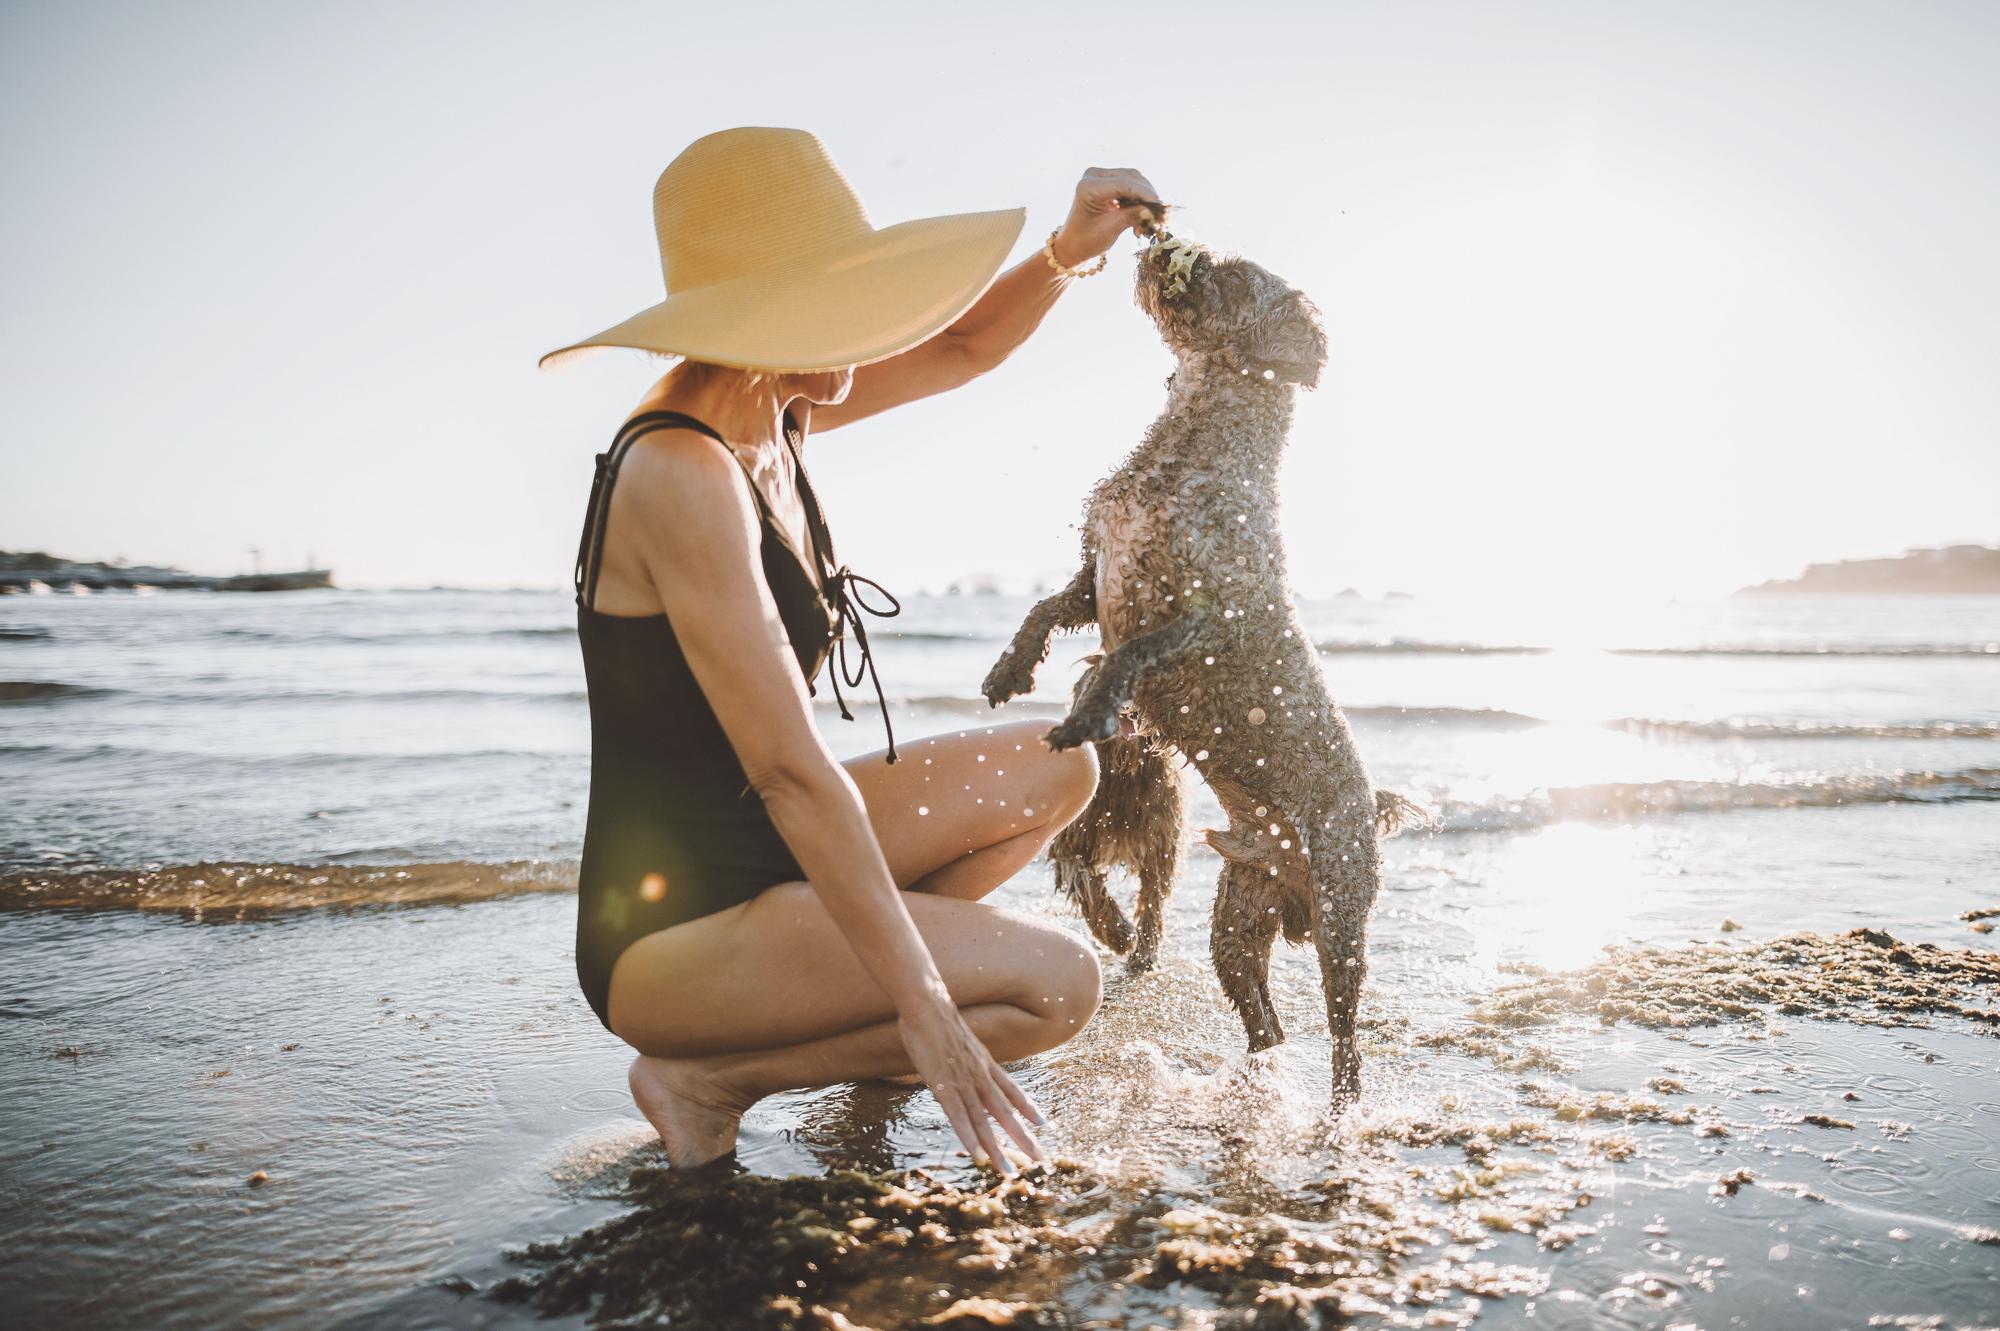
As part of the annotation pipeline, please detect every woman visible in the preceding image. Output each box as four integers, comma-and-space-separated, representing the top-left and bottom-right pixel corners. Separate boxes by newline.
543, 128, 1161, 1172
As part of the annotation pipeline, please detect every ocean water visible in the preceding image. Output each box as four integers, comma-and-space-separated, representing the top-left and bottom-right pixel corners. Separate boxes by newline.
2, 585, 1997, 1328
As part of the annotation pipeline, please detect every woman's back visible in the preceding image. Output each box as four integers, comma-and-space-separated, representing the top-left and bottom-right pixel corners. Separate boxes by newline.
570, 409, 838, 1029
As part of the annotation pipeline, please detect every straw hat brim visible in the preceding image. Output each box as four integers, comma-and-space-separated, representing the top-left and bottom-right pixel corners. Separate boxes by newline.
539, 206, 1027, 373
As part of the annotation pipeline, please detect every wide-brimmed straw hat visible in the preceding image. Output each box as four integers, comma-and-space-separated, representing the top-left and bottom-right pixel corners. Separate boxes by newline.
539, 127, 1027, 373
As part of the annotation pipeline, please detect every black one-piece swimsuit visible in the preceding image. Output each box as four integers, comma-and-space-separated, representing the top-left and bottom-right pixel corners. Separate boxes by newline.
570, 408, 898, 1032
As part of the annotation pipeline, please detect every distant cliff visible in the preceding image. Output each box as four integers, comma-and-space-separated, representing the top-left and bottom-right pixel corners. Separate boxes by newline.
0, 550, 333, 593
1739, 545, 2000, 595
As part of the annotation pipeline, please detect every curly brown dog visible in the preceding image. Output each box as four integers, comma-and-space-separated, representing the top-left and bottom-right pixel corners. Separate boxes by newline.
984, 228, 1427, 1098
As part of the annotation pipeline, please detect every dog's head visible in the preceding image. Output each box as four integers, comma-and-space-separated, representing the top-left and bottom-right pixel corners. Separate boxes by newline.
1134, 233, 1327, 389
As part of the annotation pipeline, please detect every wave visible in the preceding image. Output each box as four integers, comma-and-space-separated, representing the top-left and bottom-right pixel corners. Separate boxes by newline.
1319, 640, 1996, 659
0, 681, 114, 705
15, 680, 1990, 747
826, 694, 1064, 719
0, 683, 590, 707
1316, 639, 1550, 656
1347, 705, 1544, 728
215, 624, 579, 645
1610, 717, 2000, 741
872, 629, 997, 643
1610, 644, 2000, 658
0, 742, 571, 767
0, 626, 50, 641
1349, 710, 2000, 740
0, 858, 576, 916
1436, 766, 2000, 834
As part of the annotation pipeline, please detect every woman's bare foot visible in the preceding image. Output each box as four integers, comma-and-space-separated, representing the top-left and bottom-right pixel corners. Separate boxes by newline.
627, 1054, 753, 1168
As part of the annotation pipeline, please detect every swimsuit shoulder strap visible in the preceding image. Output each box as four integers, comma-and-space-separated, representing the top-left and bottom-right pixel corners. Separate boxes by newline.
573, 409, 779, 611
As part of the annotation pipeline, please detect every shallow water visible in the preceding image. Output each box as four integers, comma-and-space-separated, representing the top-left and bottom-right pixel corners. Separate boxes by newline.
2, 587, 1997, 1327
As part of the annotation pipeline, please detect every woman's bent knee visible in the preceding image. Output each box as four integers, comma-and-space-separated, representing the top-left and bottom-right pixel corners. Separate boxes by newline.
1014, 926, 1102, 1042
1042, 740, 1099, 829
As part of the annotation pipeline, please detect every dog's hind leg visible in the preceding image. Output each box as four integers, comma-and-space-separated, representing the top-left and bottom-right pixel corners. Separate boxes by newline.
1300, 787, 1383, 1101
1051, 841, 1134, 955
1210, 858, 1285, 1049
1126, 742, 1184, 973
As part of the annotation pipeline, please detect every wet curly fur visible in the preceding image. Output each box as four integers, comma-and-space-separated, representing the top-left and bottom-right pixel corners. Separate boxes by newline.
1045, 655, 1187, 974
982, 232, 1430, 1098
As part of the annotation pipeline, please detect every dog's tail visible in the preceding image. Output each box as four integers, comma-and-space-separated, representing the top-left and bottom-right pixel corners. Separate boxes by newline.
1373, 789, 1438, 839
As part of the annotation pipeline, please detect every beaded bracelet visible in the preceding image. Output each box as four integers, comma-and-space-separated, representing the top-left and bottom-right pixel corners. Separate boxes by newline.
1041, 228, 1108, 279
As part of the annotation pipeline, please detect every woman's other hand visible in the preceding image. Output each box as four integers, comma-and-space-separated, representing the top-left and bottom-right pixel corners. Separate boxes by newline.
899, 996, 1046, 1175
1051, 167, 1162, 269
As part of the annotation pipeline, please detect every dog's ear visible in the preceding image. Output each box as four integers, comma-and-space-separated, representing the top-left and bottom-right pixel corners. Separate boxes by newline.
1235, 291, 1327, 389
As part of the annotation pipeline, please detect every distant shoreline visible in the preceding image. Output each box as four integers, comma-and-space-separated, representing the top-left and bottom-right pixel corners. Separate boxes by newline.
1738, 544, 2000, 596
0, 549, 332, 594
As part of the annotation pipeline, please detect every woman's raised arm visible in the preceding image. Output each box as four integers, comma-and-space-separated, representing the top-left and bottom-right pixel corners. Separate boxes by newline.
812, 166, 1160, 430
613, 429, 1046, 1171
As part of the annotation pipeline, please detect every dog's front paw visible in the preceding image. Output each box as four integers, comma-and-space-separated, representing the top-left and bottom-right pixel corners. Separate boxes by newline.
1045, 708, 1119, 751
980, 654, 1037, 708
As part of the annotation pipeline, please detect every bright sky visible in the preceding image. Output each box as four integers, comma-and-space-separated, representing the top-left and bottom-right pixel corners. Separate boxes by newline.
3, 0, 1994, 601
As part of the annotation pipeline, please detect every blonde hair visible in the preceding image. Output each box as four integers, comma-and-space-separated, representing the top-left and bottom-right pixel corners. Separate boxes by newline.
660, 356, 778, 396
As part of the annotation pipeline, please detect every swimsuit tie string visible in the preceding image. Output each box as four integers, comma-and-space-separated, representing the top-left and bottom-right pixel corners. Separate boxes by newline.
823, 566, 901, 763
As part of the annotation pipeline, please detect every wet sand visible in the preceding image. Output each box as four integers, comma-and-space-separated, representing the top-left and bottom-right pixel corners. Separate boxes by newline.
455, 925, 2000, 1331
4, 808, 1995, 1330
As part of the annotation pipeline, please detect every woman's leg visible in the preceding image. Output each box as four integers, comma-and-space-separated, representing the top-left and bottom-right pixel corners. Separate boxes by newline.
842, 717, 1099, 901
608, 719, 1102, 1166
612, 885, 1101, 1165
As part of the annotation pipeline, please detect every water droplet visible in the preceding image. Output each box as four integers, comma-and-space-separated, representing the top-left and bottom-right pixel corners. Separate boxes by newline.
918, 806, 930, 816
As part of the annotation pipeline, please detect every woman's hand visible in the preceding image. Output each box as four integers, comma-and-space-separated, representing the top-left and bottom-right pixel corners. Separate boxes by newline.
899, 996, 1046, 1175
1050, 167, 1162, 269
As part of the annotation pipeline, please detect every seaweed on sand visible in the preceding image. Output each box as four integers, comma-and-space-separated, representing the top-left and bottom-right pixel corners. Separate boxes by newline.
487, 1109, 1625, 1331
490, 1159, 1090, 1329
1465, 928, 2000, 1035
